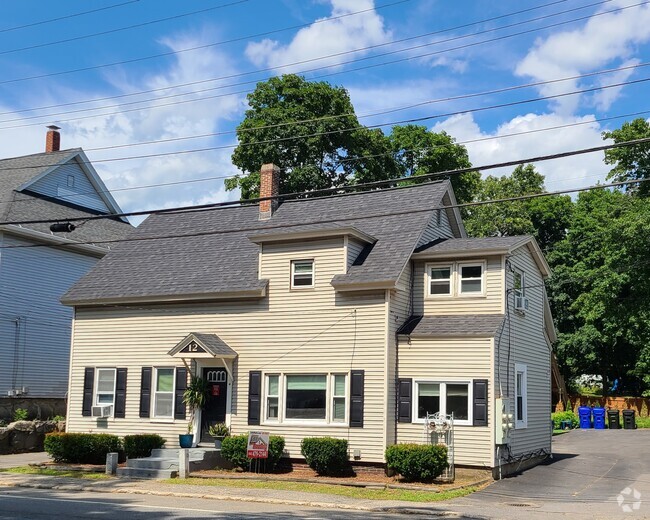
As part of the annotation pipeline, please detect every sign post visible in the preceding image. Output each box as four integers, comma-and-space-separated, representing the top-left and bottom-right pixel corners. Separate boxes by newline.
247, 431, 270, 473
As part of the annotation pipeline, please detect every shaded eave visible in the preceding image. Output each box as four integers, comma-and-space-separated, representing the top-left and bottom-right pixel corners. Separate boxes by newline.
248, 226, 377, 245
1, 224, 108, 258
61, 281, 269, 307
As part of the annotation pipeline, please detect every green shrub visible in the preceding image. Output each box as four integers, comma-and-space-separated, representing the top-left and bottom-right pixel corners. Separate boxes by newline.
123, 434, 166, 459
44, 433, 123, 464
385, 444, 448, 482
13, 408, 28, 421
220, 434, 285, 471
551, 410, 579, 429
300, 437, 350, 475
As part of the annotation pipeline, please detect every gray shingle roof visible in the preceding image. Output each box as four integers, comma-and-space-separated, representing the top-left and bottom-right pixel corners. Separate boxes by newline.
397, 314, 505, 337
415, 236, 531, 255
168, 332, 238, 357
0, 148, 133, 244
62, 181, 450, 304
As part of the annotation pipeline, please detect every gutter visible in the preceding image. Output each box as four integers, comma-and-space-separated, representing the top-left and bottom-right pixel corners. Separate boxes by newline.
1, 224, 108, 257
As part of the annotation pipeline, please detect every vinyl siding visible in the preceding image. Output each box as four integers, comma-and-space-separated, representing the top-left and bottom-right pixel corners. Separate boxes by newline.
67, 238, 391, 462
26, 160, 110, 213
0, 232, 98, 397
346, 238, 366, 270
416, 208, 453, 247
496, 246, 552, 457
414, 256, 504, 315
396, 337, 493, 466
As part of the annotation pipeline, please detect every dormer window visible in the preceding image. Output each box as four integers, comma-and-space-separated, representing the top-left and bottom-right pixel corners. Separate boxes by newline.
458, 262, 485, 295
428, 265, 452, 296
291, 260, 314, 289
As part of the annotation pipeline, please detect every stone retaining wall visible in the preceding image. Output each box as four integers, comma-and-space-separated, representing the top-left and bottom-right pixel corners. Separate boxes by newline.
0, 398, 66, 423
0, 420, 64, 454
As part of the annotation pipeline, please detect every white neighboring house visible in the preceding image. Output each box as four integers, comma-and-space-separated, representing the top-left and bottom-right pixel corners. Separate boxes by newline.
0, 127, 132, 415
62, 163, 555, 477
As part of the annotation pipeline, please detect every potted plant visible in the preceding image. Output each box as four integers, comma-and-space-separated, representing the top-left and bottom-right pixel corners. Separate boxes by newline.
179, 376, 208, 449
208, 423, 230, 449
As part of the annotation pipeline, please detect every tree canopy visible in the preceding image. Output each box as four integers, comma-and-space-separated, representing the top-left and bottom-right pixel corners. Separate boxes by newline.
227, 75, 479, 203
603, 117, 650, 197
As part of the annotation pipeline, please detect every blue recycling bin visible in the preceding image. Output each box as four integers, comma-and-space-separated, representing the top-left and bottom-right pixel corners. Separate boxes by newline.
593, 407, 606, 429
578, 406, 592, 428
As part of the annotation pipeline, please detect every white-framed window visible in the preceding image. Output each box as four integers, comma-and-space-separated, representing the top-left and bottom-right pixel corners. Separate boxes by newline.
153, 367, 175, 418
266, 374, 280, 422
263, 373, 348, 424
414, 381, 471, 425
513, 268, 525, 299
515, 363, 528, 429
95, 368, 116, 408
427, 264, 452, 297
291, 260, 314, 289
458, 262, 485, 295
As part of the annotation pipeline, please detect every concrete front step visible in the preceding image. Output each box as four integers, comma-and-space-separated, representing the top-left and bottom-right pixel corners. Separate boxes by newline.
116, 467, 178, 479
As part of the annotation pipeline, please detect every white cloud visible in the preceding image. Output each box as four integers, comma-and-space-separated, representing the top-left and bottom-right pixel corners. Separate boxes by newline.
245, 0, 392, 72
432, 112, 610, 191
516, 0, 650, 114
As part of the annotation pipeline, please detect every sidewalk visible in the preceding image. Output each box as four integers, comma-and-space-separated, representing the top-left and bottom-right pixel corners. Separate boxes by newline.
0, 472, 468, 515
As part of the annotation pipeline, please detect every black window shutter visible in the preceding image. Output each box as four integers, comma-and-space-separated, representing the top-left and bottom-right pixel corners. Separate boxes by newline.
139, 367, 152, 418
397, 378, 412, 423
82, 367, 94, 417
114, 368, 128, 418
248, 371, 261, 425
473, 379, 488, 426
174, 367, 188, 420
349, 370, 365, 428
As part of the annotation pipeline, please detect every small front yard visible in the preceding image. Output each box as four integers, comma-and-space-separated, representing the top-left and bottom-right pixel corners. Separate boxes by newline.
0, 466, 110, 480
166, 476, 481, 502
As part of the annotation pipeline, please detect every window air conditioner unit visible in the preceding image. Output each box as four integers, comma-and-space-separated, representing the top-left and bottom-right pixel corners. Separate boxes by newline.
91, 405, 113, 418
514, 296, 529, 311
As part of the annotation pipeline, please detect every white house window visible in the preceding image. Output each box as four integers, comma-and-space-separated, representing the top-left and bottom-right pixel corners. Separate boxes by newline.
263, 373, 347, 424
266, 375, 279, 421
332, 374, 347, 423
95, 368, 116, 407
514, 269, 525, 298
415, 381, 471, 425
515, 363, 528, 428
291, 260, 314, 288
154, 368, 174, 418
286, 375, 326, 419
428, 265, 452, 296
458, 263, 484, 295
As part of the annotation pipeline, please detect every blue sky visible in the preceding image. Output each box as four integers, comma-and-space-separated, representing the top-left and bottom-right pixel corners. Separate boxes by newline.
1, 0, 649, 221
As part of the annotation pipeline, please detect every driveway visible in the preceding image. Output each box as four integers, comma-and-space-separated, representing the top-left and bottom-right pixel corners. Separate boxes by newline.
0, 452, 50, 469
452, 429, 650, 519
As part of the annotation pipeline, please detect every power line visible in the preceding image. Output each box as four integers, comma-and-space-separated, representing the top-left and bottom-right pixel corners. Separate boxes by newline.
0, 0, 623, 125
2, 136, 650, 227
4, 104, 650, 209
0, 0, 251, 56
1, 72, 648, 172
0, 0, 141, 34
0, 0, 413, 88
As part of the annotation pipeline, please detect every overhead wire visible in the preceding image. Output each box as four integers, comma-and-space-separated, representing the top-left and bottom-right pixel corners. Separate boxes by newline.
0, 0, 141, 34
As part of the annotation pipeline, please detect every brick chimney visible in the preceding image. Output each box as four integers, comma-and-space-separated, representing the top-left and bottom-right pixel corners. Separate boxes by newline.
45, 125, 61, 152
259, 163, 280, 220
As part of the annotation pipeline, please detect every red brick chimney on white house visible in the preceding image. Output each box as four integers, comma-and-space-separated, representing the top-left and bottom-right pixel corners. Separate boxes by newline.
259, 163, 280, 220
46, 125, 61, 153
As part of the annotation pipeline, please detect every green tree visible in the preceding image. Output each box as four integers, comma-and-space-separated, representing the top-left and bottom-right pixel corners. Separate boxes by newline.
548, 189, 650, 395
226, 74, 393, 198
388, 124, 480, 204
464, 164, 572, 251
603, 118, 650, 196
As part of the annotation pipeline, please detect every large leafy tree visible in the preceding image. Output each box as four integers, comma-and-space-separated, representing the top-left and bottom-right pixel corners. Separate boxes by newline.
464, 164, 572, 251
603, 118, 650, 196
548, 189, 650, 395
388, 124, 480, 204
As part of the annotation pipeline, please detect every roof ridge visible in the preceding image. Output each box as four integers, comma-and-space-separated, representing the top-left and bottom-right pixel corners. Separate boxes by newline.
0, 148, 82, 163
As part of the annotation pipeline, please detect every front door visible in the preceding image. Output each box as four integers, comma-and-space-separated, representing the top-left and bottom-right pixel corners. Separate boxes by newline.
201, 367, 228, 443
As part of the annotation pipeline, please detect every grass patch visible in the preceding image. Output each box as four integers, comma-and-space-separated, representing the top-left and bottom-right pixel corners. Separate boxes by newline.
553, 429, 572, 436
0, 466, 110, 480
165, 477, 478, 502
637, 417, 650, 428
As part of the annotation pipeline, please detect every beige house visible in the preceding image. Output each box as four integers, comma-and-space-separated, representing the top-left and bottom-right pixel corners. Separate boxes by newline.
62, 164, 555, 476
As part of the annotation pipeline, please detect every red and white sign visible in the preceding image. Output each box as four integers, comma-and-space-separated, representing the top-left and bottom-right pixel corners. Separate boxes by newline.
246, 431, 269, 459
